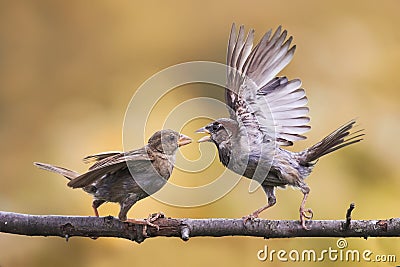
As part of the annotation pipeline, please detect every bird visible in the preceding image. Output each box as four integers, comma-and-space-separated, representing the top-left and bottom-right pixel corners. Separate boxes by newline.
34, 129, 192, 228
196, 23, 364, 229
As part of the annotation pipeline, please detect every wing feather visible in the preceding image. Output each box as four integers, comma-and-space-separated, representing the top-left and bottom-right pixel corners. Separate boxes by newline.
67, 147, 154, 188
226, 24, 310, 146
82, 151, 122, 165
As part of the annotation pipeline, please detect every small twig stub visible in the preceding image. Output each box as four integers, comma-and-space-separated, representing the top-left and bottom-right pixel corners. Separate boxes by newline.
344, 203, 356, 230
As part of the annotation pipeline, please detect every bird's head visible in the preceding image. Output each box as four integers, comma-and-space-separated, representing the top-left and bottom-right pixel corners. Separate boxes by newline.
196, 118, 238, 145
148, 129, 192, 155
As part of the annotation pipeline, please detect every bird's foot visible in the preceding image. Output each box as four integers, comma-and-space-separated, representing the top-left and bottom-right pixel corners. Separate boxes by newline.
146, 212, 165, 229
299, 207, 313, 230
242, 212, 260, 224
125, 215, 163, 237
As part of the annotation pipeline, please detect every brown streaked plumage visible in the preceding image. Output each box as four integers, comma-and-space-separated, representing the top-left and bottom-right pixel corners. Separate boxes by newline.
34, 129, 192, 223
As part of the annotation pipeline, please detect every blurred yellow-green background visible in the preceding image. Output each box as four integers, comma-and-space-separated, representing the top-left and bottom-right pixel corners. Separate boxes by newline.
1, 1, 400, 266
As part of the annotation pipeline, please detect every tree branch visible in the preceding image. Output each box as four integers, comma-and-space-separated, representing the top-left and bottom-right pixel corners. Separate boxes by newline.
1, 211, 400, 243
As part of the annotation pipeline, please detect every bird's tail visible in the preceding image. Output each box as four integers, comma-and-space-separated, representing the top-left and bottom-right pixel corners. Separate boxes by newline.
34, 162, 97, 194
33, 162, 79, 180
298, 120, 364, 165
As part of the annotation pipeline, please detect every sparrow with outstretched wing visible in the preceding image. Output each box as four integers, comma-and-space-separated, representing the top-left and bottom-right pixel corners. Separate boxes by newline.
197, 24, 364, 229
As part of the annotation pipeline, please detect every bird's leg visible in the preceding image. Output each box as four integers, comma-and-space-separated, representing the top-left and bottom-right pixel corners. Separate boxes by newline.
118, 194, 139, 222
243, 186, 276, 223
92, 199, 105, 217
299, 185, 313, 230
90, 200, 105, 240
118, 196, 148, 236
119, 195, 161, 236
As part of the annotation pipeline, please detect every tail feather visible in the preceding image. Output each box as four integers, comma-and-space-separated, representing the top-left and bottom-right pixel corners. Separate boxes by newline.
299, 120, 364, 164
33, 162, 79, 180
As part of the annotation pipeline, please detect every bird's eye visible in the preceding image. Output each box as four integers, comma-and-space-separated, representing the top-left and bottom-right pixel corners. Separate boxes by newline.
212, 123, 220, 131
169, 134, 176, 140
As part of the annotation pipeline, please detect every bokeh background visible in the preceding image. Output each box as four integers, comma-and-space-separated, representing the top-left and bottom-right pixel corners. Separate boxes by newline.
1, 1, 399, 266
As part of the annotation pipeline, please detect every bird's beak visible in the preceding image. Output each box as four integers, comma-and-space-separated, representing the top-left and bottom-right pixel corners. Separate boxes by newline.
195, 127, 211, 143
178, 134, 192, 147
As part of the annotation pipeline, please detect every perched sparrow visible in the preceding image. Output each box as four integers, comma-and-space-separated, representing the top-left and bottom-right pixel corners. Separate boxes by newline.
196, 24, 364, 229
34, 130, 192, 226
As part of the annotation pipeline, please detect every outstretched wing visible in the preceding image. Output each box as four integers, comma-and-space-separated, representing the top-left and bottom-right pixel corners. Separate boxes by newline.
226, 23, 310, 146
67, 147, 154, 188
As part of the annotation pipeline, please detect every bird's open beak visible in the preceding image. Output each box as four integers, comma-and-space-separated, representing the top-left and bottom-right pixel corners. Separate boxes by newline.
195, 127, 211, 143
178, 134, 192, 147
